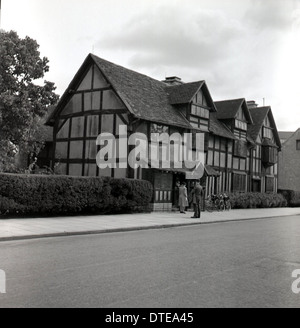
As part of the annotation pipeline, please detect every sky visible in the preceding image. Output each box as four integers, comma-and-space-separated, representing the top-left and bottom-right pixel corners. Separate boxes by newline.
1, 0, 300, 131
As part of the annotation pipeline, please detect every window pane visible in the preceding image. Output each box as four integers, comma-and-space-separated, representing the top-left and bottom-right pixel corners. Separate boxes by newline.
214, 151, 220, 166
227, 154, 232, 168
240, 158, 246, 170
207, 151, 213, 165
220, 153, 226, 167
233, 157, 239, 170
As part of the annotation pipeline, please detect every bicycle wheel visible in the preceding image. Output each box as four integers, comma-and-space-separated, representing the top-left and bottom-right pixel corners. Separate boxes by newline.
226, 201, 231, 210
205, 201, 213, 212
219, 201, 225, 211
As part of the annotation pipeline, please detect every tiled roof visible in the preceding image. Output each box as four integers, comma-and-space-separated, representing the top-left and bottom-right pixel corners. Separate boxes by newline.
209, 112, 236, 140
278, 131, 294, 142
215, 98, 253, 123
92, 55, 192, 129
248, 106, 269, 141
248, 106, 281, 148
205, 165, 220, 176
166, 81, 204, 104
262, 138, 279, 148
215, 98, 245, 119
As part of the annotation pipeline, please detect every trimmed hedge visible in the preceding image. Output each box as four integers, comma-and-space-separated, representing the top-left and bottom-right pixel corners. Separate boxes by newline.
227, 192, 287, 209
278, 189, 300, 207
0, 173, 153, 217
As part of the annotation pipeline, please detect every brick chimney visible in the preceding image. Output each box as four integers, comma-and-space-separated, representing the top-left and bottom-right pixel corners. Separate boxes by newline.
162, 76, 184, 85
247, 100, 258, 108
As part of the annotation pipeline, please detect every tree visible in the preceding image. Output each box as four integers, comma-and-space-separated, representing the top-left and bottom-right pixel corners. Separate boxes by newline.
0, 30, 59, 172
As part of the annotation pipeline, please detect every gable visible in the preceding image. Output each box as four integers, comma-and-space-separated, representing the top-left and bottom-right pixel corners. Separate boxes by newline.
77, 64, 110, 91
236, 106, 246, 122
249, 106, 281, 149
192, 89, 208, 107
215, 98, 253, 124
59, 64, 126, 117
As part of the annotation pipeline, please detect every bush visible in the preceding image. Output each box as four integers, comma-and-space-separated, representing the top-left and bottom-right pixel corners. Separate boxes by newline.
0, 173, 153, 217
278, 189, 300, 207
227, 192, 287, 209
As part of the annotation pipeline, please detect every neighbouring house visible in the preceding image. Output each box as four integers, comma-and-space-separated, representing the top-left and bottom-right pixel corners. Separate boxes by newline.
45, 54, 282, 210
278, 131, 294, 145
278, 128, 300, 192
247, 102, 281, 193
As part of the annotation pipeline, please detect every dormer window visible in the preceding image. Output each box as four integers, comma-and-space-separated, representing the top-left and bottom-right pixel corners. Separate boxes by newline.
190, 104, 209, 131
235, 119, 247, 131
263, 126, 272, 139
189, 88, 211, 131
191, 105, 209, 118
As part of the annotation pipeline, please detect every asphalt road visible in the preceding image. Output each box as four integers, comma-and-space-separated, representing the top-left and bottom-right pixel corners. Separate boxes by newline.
0, 215, 300, 308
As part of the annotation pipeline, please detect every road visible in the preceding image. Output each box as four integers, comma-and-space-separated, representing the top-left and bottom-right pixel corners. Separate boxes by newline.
0, 215, 300, 308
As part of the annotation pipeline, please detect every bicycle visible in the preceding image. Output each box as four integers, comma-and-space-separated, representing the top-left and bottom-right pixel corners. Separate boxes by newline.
223, 193, 231, 210
218, 194, 225, 211
205, 194, 220, 212
205, 193, 230, 212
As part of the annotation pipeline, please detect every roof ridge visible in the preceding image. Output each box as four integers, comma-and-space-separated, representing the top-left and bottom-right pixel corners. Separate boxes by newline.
165, 80, 205, 88
90, 53, 166, 86
215, 98, 245, 103
282, 127, 300, 144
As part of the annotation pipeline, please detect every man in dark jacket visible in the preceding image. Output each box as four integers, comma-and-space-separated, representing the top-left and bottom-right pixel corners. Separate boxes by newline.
190, 180, 203, 218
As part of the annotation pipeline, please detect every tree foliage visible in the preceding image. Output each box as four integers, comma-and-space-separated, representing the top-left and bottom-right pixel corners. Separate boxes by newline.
0, 30, 59, 172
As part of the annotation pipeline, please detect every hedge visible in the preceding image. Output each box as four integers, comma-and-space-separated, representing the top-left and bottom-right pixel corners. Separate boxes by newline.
227, 192, 287, 209
278, 189, 300, 207
0, 173, 153, 217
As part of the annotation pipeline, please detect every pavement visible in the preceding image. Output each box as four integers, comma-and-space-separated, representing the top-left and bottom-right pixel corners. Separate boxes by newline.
0, 207, 300, 242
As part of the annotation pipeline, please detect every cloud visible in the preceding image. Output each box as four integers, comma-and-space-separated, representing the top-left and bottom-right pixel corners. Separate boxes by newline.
93, 0, 300, 131
243, 0, 298, 31
96, 5, 245, 74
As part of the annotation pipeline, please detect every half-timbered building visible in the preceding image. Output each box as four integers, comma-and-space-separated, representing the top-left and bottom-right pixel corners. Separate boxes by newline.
46, 54, 281, 210
278, 128, 300, 192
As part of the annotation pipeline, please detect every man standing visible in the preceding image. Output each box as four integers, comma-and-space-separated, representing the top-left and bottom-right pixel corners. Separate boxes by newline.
190, 180, 203, 218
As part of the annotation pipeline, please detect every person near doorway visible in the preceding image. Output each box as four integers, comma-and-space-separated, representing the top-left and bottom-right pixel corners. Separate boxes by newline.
190, 180, 203, 218
174, 180, 180, 209
178, 182, 188, 214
